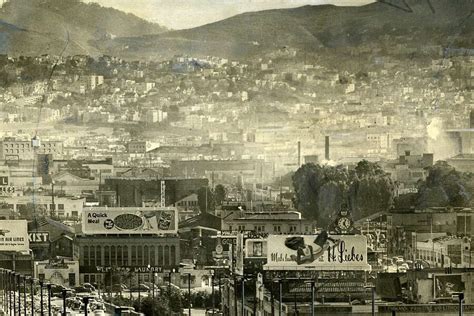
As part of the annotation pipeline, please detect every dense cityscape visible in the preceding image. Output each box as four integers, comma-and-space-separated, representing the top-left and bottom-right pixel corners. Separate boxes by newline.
0, 0, 474, 315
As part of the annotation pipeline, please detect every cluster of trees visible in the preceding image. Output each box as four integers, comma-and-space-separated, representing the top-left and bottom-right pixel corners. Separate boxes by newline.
109, 288, 219, 314
110, 287, 184, 315
397, 161, 473, 209
293, 160, 474, 227
197, 184, 226, 213
292, 160, 395, 227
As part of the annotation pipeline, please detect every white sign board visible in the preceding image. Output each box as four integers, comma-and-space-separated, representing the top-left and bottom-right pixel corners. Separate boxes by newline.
264, 234, 370, 271
82, 207, 178, 235
0, 220, 29, 252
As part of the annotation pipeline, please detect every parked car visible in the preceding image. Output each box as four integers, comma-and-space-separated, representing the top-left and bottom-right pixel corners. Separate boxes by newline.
129, 284, 150, 292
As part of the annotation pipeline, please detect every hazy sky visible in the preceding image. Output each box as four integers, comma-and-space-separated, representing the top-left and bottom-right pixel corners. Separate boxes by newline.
83, 0, 375, 30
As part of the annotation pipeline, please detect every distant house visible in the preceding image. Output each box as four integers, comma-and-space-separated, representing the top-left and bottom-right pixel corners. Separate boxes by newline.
52, 171, 99, 196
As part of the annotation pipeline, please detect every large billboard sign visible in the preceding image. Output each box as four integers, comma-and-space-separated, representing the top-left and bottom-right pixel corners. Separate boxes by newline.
0, 220, 29, 252
82, 207, 178, 235
434, 274, 465, 299
264, 234, 370, 271
34, 259, 79, 287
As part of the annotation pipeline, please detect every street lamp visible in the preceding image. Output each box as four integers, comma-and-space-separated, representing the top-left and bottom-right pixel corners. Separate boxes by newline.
62, 288, 72, 316
47, 283, 52, 316
83, 296, 92, 316
30, 278, 37, 316
23, 275, 27, 316
137, 271, 141, 313
458, 292, 465, 316
304, 280, 315, 316
364, 284, 376, 316
241, 277, 246, 316
13, 272, 17, 316
17, 273, 21, 316
273, 278, 283, 316
210, 270, 215, 316
39, 280, 44, 316
187, 273, 192, 316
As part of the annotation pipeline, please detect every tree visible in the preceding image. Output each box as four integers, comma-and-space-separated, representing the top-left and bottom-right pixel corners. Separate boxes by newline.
214, 184, 227, 205
292, 161, 395, 227
197, 187, 215, 213
292, 163, 349, 227
416, 161, 471, 208
348, 160, 395, 219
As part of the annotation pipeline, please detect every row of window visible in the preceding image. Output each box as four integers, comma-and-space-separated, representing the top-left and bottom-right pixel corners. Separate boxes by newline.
3, 148, 60, 153
3, 142, 59, 148
81, 244, 177, 267
229, 224, 310, 233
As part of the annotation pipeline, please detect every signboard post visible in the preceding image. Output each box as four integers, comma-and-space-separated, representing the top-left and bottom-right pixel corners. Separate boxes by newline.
264, 234, 370, 271
82, 207, 178, 235
0, 220, 29, 252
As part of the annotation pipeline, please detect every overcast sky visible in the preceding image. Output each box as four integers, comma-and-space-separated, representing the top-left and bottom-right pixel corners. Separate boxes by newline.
83, 0, 375, 30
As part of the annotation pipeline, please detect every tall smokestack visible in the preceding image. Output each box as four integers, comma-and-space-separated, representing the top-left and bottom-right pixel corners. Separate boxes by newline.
325, 136, 330, 161
297, 141, 301, 167
470, 110, 474, 128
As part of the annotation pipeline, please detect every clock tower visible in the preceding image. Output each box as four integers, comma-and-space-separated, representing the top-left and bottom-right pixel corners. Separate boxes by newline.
332, 203, 355, 234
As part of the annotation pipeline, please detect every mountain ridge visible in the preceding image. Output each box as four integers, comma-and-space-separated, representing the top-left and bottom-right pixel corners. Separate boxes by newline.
98, 0, 474, 60
0, 0, 167, 56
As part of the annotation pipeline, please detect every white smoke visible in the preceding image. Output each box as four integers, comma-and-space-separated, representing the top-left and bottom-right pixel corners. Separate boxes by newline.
320, 159, 338, 167
427, 117, 442, 140
426, 117, 457, 161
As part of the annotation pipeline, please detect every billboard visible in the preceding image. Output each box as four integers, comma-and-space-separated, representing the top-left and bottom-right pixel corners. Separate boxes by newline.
264, 234, 370, 271
34, 259, 79, 287
0, 220, 29, 252
434, 274, 465, 299
82, 207, 178, 235
245, 239, 268, 258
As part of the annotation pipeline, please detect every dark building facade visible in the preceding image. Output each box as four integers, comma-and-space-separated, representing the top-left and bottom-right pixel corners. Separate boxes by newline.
75, 234, 180, 284
103, 177, 208, 207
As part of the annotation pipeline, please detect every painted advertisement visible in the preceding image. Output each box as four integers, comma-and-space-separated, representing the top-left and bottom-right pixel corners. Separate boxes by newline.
0, 220, 29, 252
434, 274, 465, 299
245, 239, 268, 258
264, 233, 370, 271
34, 259, 80, 287
82, 207, 178, 235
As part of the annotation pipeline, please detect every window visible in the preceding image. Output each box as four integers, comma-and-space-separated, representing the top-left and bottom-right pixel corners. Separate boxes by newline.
90, 246, 96, 266
123, 246, 128, 266
117, 246, 122, 266
238, 225, 246, 231
228, 226, 232, 232
171, 245, 176, 266
289, 225, 297, 233
84, 246, 89, 266
111, 245, 116, 266
273, 225, 281, 233
158, 245, 164, 265
39, 274, 45, 281
104, 246, 110, 266
144, 245, 149, 265
96, 246, 101, 266
254, 225, 265, 232
150, 246, 155, 265
137, 245, 143, 266
58, 204, 64, 210
164, 245, 170, 266
69, 273, 76, 287
131, 246, 137, 266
